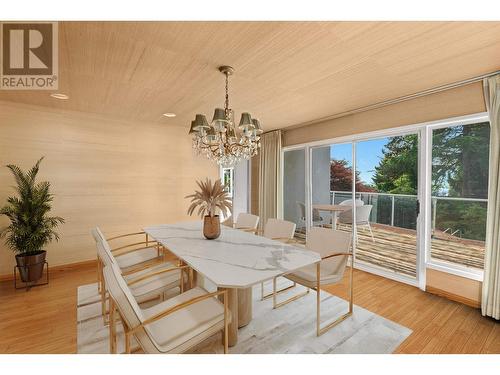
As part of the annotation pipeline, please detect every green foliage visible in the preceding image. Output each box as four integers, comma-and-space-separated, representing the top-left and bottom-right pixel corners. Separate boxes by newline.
432, 123, 489, 198
371, 123, 490, 240
435, 201, 487, 241
0, 157, 64, 255
388, 174, 414, 195
372, 134, 418, 195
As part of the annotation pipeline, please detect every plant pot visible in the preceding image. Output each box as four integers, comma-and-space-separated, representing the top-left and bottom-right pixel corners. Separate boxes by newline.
15, 250, 46, 283
203, 215, 221, 240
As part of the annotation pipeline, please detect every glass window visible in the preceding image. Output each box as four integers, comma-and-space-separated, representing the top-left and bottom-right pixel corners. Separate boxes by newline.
355, 135, 418, 278
430, 122, 490, 270
222, 168, 233, 198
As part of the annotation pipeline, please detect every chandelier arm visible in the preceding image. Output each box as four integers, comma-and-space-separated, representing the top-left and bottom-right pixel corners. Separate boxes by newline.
197, 139, 220, 149
190, 65, 261, 167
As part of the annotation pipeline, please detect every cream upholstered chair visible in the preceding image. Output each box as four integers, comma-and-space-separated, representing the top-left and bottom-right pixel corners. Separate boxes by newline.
103, 230, 167, 270
260, 218, 297, 300
337, 204, 375, 242
262, 218, 296, 242
103, 264, 229, 354
272, 227, 353, 336
221, 215, 234, 228
92, 227, 187, 322
93, 228, 168, 294
234, 213, 260, 233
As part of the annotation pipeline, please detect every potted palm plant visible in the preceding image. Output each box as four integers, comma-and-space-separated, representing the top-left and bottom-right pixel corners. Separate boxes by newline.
0, 157, 64, 283
185, 178, 232, 239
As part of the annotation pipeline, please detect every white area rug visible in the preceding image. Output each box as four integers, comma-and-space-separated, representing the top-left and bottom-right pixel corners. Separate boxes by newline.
77, 280, 411, 354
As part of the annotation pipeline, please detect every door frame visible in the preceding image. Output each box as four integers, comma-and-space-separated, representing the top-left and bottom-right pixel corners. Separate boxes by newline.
423, 113, 489, 282
281, 112, 488, 290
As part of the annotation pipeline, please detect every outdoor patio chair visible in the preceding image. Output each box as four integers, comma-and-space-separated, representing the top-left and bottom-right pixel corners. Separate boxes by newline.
337, 204, 375, 242
297, 202, 326, 227
339, 198, 364, 206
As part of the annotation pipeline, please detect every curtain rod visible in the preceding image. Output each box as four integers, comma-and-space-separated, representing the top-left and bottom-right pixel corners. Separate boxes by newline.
284, 70, 499, 131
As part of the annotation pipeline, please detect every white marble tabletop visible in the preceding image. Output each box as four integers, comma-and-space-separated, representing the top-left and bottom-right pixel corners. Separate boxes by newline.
144, 221, 320, 288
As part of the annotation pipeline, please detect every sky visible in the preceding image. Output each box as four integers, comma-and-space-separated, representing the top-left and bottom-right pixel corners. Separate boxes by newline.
330, 138, 388, 185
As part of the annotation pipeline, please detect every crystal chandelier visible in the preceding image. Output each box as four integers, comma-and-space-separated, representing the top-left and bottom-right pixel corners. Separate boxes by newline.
188, 65, 263, 167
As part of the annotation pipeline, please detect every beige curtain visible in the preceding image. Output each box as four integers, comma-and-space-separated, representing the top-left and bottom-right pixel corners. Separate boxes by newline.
482, 75, 500, 320
258, 130, 282, 230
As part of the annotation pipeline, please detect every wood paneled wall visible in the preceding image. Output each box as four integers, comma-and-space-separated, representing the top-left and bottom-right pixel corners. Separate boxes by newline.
0, 101, 218, 276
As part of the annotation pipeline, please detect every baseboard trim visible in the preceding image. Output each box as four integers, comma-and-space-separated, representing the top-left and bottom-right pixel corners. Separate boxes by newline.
0, 258, 481, 310
0, 259, 97, 282
426, 285, 481, 309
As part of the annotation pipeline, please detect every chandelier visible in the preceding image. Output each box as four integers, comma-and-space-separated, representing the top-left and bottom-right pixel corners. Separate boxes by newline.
188, 65, 263, 167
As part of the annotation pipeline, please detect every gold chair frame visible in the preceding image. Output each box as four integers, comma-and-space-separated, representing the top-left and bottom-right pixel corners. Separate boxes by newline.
232, 220, 299, 301
109, 289, 229, 354
260, 235, 299, 301
97, 231, 161, 292
96, 230, 182, 324
99, 258, 190, 324
233, 224, 258, 234
272, 252, 354, 336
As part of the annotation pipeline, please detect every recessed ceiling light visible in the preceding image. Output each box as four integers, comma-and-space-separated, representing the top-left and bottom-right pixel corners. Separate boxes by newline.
50, 93, 69, 100
162, 113, 176, 118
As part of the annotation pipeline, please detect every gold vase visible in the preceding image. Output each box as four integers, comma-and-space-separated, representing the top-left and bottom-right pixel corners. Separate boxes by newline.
203, 215, 220, 240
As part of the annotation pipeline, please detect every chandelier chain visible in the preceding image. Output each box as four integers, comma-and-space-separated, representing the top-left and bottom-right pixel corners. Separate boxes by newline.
224, 72, 230, 115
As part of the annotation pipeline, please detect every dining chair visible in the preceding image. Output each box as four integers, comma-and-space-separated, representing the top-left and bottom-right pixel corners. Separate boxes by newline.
259, 218, 297, 300
272, 227, 353, 336
337, 204, 375, 242
262, 218, 297, 242
221, 215, 233, 227
103, 263, 229, 354
234, 213, 260, 233
92, 227, 188, 322
94, 228, 167, 294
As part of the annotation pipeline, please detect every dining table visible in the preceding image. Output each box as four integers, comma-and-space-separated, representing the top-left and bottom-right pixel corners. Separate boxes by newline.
143, 221, 320, 347
312, 204, 351, 230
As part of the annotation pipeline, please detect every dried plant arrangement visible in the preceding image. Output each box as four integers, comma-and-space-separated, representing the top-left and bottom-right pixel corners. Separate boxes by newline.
185, 178, 232, 218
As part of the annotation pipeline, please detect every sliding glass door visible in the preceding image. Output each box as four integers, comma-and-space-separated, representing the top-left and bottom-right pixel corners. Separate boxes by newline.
311, 142, 354, 228
284, 134, 420, 284
281, 112, 490, 288
354, 134, 419, 280
429, 120, 490, 272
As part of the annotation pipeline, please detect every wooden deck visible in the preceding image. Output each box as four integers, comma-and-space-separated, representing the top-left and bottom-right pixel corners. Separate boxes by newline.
295, 223, 484, 277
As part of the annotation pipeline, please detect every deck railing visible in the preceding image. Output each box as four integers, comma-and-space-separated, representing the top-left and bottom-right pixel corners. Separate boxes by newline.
330, 190, 487, 238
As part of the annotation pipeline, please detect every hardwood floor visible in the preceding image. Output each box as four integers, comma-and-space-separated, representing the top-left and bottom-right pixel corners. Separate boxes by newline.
324, 269, 499, 354
0, 262, 96, 354
0, 262, 498, 354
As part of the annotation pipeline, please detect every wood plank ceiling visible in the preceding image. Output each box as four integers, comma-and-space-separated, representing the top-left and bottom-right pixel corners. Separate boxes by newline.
1, 21, 499, 131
